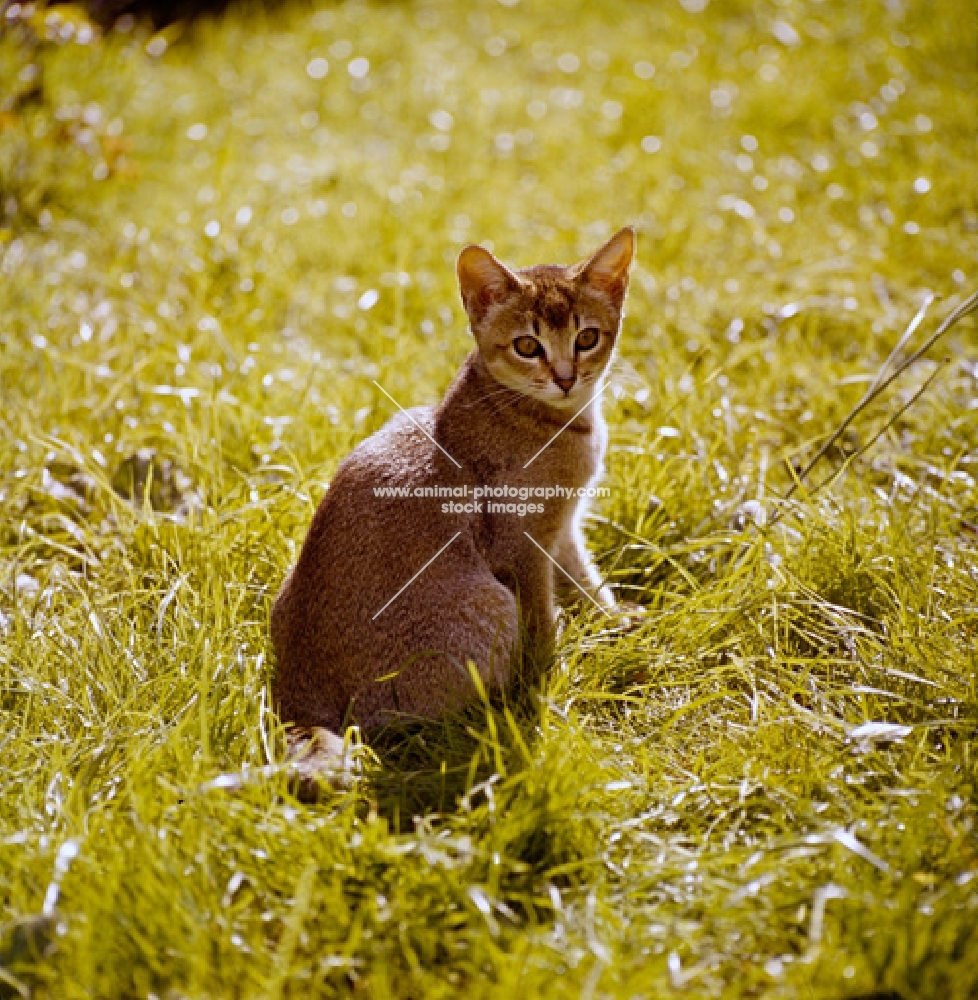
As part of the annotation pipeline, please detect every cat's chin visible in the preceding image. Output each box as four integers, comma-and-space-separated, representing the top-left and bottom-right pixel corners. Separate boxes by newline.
535, 391, 596, 414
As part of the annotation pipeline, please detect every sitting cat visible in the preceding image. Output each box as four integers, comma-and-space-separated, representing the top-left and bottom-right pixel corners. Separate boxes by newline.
271, 227, 635, 782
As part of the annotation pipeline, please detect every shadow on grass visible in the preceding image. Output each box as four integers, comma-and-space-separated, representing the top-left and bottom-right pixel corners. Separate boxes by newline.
365, 652, 552, 832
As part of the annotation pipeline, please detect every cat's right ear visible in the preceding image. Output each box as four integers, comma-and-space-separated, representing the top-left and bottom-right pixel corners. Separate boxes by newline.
457, 245, 521, 325
572, 227, 636, 307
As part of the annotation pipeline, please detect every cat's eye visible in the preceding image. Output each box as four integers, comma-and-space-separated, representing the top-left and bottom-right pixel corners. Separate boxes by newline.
513, 336, 543, 358
576, 328, 600, 351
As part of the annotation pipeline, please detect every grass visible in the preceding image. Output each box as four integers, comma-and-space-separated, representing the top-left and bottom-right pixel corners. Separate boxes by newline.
1, 0, 977, 996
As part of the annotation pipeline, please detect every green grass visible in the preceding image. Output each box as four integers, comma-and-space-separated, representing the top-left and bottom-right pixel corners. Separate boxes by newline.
1, 0, 977, 996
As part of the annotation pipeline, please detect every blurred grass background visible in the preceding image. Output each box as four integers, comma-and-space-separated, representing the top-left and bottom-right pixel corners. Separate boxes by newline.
1, 0, 977, 996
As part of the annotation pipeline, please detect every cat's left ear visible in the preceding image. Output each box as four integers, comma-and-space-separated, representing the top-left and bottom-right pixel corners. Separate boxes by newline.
572, 227, 636, 306
457, 245, 521, 326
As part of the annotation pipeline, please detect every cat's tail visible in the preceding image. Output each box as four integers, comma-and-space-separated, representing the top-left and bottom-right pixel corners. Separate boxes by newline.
197, 726, 352, 800
284, 726, 354, 800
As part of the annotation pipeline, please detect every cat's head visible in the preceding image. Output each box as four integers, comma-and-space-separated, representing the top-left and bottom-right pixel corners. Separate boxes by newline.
456, 227, 635, 411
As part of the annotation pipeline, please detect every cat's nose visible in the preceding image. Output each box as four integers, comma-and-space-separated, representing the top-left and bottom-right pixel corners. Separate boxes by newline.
553, 372, 576, 394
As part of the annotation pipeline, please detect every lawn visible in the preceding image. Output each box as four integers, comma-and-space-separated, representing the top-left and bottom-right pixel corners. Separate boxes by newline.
1, 0, 976, 996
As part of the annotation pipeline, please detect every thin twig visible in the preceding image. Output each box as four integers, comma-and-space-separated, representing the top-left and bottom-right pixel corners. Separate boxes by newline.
873, 289, 977, 396
865, 292, 934, 395
784, 295, 933, 497
808, 356, 950, 500
784, 289, 978, 499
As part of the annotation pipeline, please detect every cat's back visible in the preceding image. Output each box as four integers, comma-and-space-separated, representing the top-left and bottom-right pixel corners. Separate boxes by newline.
278, 405, 442, 586
336, 405, 438, 488
271, 405, 459, 634
270, 404, 484, 728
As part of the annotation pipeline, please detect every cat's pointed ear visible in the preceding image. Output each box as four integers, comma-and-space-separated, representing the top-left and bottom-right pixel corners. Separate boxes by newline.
572, 227, 636, 305
457, 245, 521, 324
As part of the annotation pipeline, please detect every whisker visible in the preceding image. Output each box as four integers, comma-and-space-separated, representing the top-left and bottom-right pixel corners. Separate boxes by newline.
489, 392, 531, 414
605, 355, 650, 390
461, 386, 524, 408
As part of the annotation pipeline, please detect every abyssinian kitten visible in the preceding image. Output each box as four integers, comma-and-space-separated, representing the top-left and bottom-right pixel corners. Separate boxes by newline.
271, 227, 635, 782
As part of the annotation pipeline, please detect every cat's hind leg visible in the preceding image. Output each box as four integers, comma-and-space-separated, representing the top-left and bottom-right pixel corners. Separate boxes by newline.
353, 568, 519, 728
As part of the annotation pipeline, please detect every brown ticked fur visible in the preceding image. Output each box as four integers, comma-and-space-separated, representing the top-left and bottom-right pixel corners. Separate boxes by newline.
271, 228, 635, 761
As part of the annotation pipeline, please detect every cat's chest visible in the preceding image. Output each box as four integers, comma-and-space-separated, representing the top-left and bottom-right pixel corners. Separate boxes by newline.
491, 444, 597, 492
474, 415, 602, 486
472, 426, 603, 548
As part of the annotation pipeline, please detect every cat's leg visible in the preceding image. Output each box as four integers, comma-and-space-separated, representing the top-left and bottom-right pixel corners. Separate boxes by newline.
553, 520, 615, 608
352, 565, 519, 728
493, 533, 558, 666
553, 522, 647, 629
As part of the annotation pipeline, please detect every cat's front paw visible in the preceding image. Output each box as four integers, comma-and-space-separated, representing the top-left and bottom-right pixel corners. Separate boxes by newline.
606, 600, 647, 632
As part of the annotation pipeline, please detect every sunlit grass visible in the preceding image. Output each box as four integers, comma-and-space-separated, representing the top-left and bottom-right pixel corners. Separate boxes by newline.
1, 0, 976, 996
